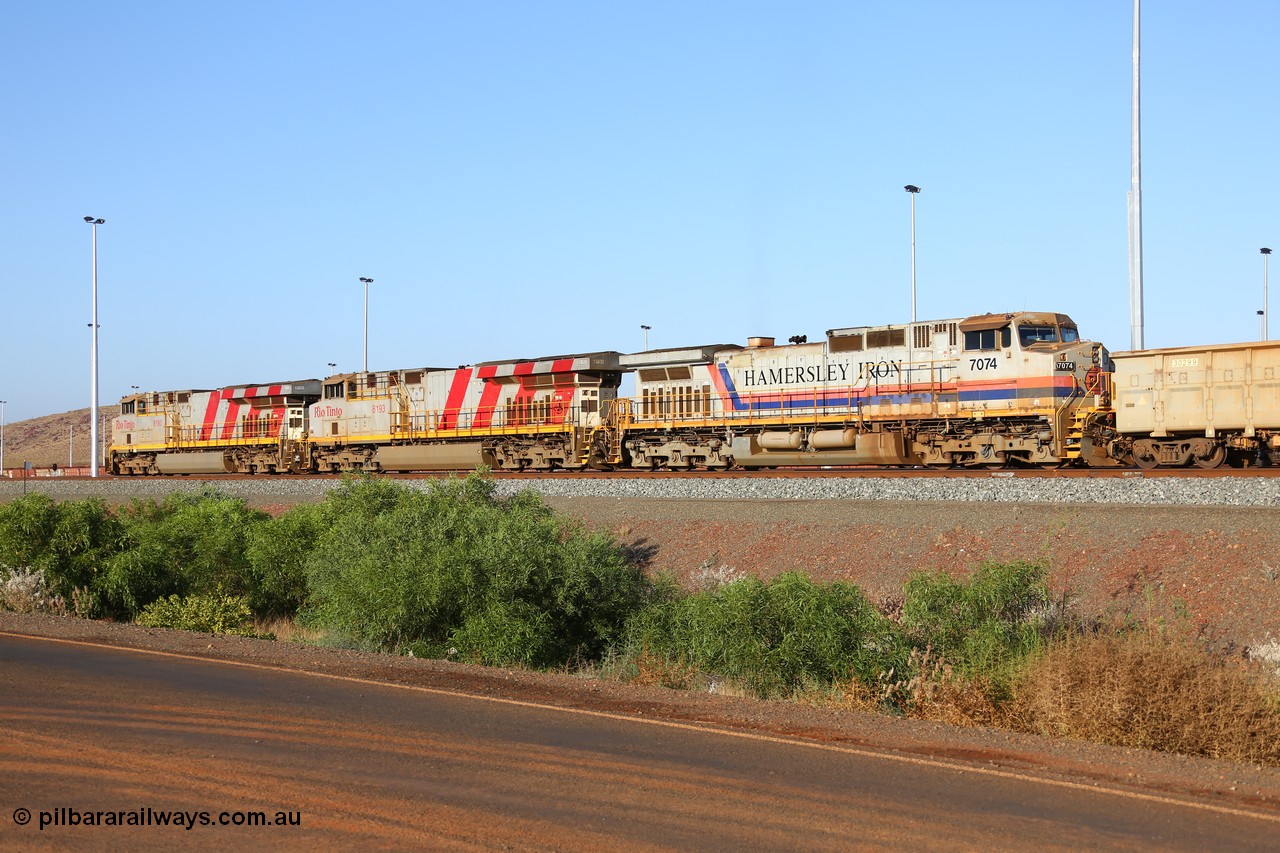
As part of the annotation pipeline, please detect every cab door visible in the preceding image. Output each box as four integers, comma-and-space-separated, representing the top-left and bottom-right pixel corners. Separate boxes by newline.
287, 407, 307, 440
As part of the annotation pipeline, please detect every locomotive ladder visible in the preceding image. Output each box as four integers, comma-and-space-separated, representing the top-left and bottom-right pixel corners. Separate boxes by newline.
1064, 410, 1088, 460
389, 374, 414, 439
578, 399, 629, 467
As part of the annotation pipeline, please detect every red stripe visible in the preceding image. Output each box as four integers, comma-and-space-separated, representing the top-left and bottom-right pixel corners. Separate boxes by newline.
439, 368, 473, 429
960, 375, 1065, 391
473, 380, 504, 428
221, 387, 251, 440
550, 358, 574, 374
199, 391, 222, 441
511, 362, 537, 402
470, 365, 502, 428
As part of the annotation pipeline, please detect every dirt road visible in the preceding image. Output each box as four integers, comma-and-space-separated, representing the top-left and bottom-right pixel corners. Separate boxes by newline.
2, 619, 1279, 851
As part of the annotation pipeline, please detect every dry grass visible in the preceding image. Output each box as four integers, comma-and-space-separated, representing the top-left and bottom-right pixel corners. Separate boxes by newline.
0, 566, 66, 615
823, 647, 1002, 727
815, 632, 1280, 767
627, 646, 705, 691
1007, 630, 1280, 765
254, 616, 324, 644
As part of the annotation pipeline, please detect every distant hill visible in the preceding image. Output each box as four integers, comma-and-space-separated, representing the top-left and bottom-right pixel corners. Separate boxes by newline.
2, 406, 121, 472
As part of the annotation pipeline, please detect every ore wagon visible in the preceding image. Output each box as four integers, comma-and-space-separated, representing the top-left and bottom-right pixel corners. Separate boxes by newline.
1110, 340, 1280, 468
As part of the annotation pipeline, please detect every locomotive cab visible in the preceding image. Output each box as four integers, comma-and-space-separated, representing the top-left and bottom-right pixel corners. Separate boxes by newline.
958, 312, 1109, 404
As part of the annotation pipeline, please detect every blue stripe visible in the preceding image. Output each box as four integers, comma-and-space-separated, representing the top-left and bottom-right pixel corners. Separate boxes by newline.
732, 388, 1068, 411
716, 364, 746, 410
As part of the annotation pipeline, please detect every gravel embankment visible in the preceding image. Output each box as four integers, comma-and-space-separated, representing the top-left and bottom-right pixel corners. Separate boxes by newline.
3, 473, 1280, 506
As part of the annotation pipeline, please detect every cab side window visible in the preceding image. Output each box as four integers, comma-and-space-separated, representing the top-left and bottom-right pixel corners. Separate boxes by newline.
963, 327, 1010, 351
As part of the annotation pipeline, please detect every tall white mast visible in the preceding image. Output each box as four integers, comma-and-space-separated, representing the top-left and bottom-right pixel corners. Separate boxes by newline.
1128, 0, 1145, 350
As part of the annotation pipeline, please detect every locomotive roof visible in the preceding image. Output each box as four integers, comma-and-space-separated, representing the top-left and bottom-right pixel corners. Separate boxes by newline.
124, 379, 322, 399
827, 311, 1076, 337
620, 344, 742, 368
474, 350, 624, 370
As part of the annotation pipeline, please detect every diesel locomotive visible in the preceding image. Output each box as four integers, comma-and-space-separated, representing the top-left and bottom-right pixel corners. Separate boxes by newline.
107, 309, 1278, 474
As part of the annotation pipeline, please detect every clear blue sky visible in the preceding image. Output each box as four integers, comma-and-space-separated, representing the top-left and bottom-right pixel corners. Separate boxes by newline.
2, 1, 1276, 421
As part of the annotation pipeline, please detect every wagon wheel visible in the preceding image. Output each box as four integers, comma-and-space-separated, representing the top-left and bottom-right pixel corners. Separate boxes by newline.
1192, 444, 1227, 470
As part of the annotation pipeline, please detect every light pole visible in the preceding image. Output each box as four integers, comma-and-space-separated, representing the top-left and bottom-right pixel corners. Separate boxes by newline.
84, 216, 105, 478
1128, 0, 1144, 350
640, 325, 651, 351
359, 277, 374, 372
1263, 248, 1272, 341
0, 400, 6, 475
327, 362, 337, 375
903, 186, 920, 322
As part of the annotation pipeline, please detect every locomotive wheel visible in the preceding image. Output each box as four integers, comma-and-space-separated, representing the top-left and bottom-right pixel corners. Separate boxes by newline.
923, 452, 954, 469
1192, 444, 1227, 469
975, 447, 1008, 469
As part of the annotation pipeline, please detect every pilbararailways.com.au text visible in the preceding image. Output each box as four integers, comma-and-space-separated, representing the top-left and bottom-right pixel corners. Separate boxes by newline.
14, 807, 301, 831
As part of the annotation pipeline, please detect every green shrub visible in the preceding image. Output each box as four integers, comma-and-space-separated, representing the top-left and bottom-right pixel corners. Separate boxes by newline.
900, 560, 1053, 695
0, 495, 125, 617
244, 502, 327, 616
98, 489, 270, 619
0, 494, 60, 571
625, 572, 905, 698
300, 475, 650, 667
136, 592, 265, 638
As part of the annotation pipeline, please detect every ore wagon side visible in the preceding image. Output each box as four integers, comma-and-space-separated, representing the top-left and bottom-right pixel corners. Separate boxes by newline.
1110, 340, 1280, 468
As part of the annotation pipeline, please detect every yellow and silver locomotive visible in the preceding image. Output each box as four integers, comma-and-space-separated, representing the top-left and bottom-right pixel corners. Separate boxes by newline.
622, 311, 1112, 469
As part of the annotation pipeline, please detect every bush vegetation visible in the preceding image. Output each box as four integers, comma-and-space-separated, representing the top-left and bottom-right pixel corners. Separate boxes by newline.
624, 572, 904, 698
299, 476, 650, 667
136, 592, 265, 638
1, 479, 1277, 766
0, 566, 67, 615
898, 560, 1055, 699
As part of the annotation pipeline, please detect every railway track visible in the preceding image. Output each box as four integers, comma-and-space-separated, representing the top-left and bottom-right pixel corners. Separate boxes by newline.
42, 465, 1280, 482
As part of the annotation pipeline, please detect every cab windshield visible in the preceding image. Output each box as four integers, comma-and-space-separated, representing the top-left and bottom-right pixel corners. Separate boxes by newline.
1018, 324, 1059, 346
1061, 325, 1079, 342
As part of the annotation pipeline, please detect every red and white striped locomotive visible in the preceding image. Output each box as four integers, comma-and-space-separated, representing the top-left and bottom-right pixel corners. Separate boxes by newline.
111, 353, 621, 475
